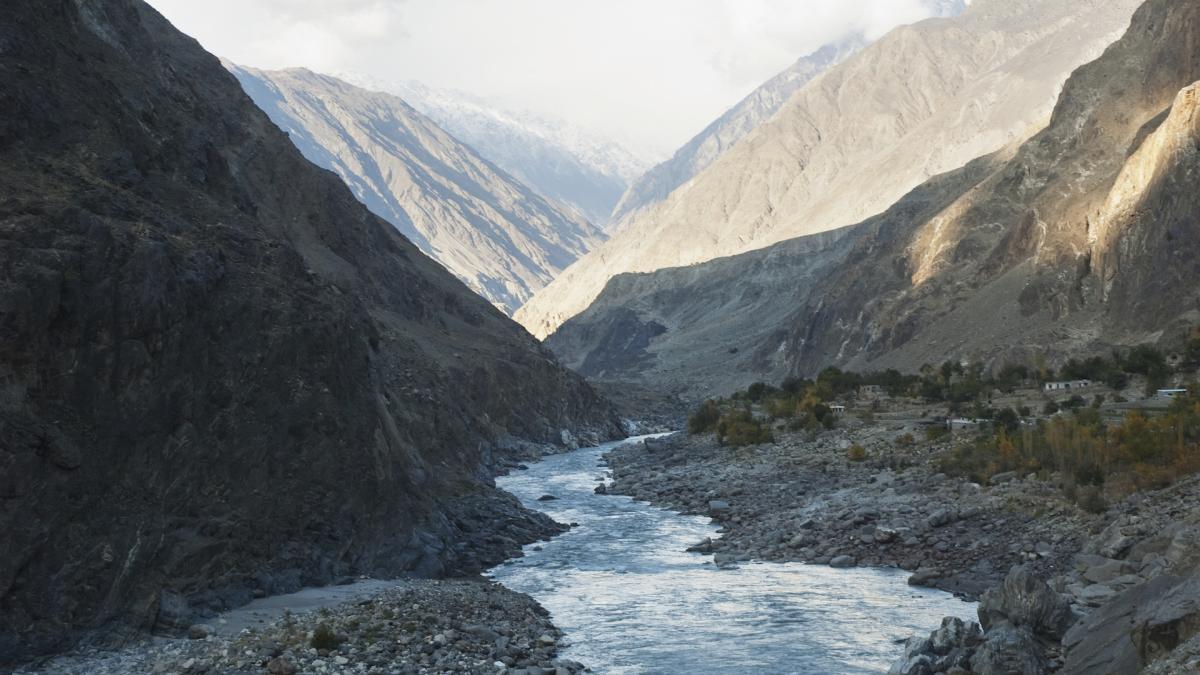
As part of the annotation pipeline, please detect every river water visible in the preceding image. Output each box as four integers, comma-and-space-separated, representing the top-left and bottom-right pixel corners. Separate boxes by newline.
490, 435, 975, 674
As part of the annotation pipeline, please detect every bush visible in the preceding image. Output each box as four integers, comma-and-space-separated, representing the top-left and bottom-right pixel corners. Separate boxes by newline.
688, 400, 721, 434
717, 410, 773, 447
311, 623, 341, 650
1043, 400, 1060, 415
847, 444, 867, 462
895, 433, 916, 449
1076, 487, 1108, 515
925, 425, 949, 441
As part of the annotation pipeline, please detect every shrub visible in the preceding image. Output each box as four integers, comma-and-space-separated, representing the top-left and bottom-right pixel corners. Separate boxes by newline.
1043, 400, 1060, 415
1076, 487, 1108, 515
925, 425, 949, 441
847, 444, 867, 462
895, 433, 916, 449
688, 400, 721, 434
717, 410, 773, 447
311, 623, 341, 650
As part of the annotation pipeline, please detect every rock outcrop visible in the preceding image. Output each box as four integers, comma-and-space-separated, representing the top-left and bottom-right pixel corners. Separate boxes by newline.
517, 0, 1142, 339
226, 66, 604, 315
0, 0, 622, 663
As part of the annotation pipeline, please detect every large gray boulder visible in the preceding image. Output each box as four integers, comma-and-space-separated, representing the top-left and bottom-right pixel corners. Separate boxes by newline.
1063, 573, 1200, 674
978, 566, 1076, 640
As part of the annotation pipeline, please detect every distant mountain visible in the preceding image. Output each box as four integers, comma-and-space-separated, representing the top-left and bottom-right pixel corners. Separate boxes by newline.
608, 35, 869, 225
227, 65, 604, 315
547, 0, 1200, 404
517, 0, 1141, 339
339, 74, 652, 228
609, 0, 970, 226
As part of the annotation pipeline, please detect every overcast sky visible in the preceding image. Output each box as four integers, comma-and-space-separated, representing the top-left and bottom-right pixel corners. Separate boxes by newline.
147, 0, 949, 157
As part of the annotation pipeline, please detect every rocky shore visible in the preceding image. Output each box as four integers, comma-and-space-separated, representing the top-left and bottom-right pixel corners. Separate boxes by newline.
605, 429, 1200, 672
18, 580, 582, 675
605, 428, 1093, 599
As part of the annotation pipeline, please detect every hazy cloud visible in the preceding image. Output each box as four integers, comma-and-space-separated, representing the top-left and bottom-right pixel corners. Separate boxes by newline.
147, 0, 950, 157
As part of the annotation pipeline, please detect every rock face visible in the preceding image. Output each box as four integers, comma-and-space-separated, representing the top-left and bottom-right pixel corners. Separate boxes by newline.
0, 0, 622, 663
545, 0, 1200, 398
226, 66, 604, 316
517, 0, 1141, 339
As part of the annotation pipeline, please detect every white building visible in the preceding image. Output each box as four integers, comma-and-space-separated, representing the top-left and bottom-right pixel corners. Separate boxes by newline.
1044, 380, 1093, 392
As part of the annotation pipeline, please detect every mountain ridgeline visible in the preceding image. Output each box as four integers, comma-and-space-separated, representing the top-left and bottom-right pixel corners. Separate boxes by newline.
0, 0, 622, 662
547, 0, 1200, 401
226, 66, 605, 316
517, 0, 1143, 340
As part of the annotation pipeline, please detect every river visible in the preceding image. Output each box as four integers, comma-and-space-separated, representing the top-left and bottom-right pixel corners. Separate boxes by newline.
489, 435, 974, 674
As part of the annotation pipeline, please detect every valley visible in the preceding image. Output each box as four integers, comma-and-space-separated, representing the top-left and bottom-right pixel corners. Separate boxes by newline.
4, 0, 1200, 673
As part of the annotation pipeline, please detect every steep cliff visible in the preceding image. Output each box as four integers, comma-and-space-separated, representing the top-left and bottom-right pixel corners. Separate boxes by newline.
0, 0, 622, 662
517, 0, 1142, 339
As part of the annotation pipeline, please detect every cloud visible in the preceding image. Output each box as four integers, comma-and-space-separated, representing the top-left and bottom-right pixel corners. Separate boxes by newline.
147, 0, 952, 157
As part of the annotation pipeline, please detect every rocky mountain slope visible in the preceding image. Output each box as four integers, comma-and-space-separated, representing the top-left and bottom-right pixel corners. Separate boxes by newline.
607, 35, 867, 226
608, 0, 971, 227
548, 0, 1200, 399
226, 66, 603, 315
0, 0, 622, 663
343, 75, 652, 228
517, 0, 1142, 339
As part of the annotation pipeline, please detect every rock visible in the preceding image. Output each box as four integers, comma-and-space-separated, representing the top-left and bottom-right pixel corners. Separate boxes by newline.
909, 568, 941, 586
267, 658, 298, 675
593, 483, 607, 495
930, 617, 982, 655
1063, 572, 1200, 674
187, 624, 212, 640
1078, 583, 1118, 606
829, 555, 856, 568
970, 623, 1049, 675
989, 472, 1018, 485
977, 566, 1075, 641
708, 500, 731, 517
927, 509, 956, 528
537, 495, 559, 502
1081, 557, 1131, 584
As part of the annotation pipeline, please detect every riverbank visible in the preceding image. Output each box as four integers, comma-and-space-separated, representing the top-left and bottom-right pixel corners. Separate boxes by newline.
605, 427, 1094, 599
605, 429, 1200, 672
17, 579, 584, 675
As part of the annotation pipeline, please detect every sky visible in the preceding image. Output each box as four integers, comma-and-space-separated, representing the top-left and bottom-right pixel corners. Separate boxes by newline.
147, 0, 953, 158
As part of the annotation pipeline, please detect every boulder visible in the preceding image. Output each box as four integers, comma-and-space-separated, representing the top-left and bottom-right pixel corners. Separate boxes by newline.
708, 500, 731, 517
978, 566, 1075, 641
829, 555, 857, 568
1063, 572, 1200, 674
970, 623, 1050, 675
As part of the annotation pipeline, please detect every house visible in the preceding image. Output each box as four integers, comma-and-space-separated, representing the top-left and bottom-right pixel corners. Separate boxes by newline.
949, 418, 979, 431
858, 384, 888, 399
1157, 388, 1189, 400
830, 405, 847, 416
1044, 379, 1093, 392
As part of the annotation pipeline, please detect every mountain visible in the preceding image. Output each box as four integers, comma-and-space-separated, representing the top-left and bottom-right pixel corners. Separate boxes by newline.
0, 0, 622, 662
340, 75, 653, 228
608, 0, 971, 226
607, 35, 868, 226
546, 0, 1200, 400
517, 0, 1143, 339
224, 66, 603, 316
